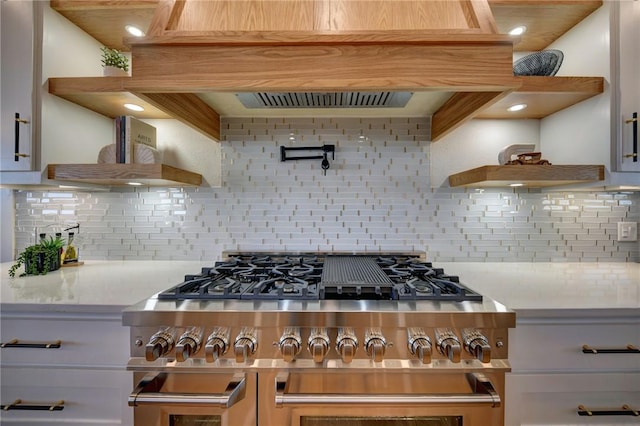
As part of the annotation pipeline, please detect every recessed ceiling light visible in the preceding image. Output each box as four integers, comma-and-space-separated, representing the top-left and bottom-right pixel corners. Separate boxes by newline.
509, 183, 525, 187
127, 182, 143, 186
507, 103, 528, 112
125, 25, 145, 37
124, 103, 144, 112
509, 26, 527, 36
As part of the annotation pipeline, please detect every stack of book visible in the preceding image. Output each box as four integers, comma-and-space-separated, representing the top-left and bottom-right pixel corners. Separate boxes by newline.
115, 116, 157, 163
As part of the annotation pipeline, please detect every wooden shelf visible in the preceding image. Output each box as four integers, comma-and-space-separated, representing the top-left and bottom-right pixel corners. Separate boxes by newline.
47, 164, 202, 187
448, 165, 605, 188
46, 1, 605, 141
51, 1, 603, 53
48, 77, 221, 141
475, 76, 604, 119
489, 0, 603, 52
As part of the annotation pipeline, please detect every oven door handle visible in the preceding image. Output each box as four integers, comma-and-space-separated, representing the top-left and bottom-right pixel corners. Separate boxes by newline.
275, 372, 500, 408
128, 372, 246, 408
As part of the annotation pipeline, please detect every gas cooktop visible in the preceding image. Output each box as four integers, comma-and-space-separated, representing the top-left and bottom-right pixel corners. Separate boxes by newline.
157, 253, 482, 302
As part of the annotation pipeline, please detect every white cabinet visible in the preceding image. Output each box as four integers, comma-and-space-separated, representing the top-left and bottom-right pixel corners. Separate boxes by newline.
613, 0, 640, 173
0, 0, 40, 171
506, 315, 640, 425
0, 311, 133, 425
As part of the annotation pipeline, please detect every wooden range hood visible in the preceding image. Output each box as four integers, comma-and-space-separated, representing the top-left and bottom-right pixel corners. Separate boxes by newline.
117, 0, 520, 142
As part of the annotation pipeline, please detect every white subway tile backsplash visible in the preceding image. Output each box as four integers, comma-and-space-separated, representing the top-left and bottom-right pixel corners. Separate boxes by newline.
11, 117, 640, 262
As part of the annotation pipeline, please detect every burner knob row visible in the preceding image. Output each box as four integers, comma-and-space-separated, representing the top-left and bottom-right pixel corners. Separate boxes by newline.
143, 326, 491, 364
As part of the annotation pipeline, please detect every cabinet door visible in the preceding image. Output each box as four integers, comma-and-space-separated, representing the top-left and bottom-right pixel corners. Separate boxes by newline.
506, 373, 640, 426
617, 0, 640, 172
0, 0, 37, 171
0, 367, 132, 425
1, 316, 130, 367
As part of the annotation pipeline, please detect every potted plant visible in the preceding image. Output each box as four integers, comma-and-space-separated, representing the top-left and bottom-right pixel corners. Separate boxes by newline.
100, 46, 129, 76
8, 235, 65, 278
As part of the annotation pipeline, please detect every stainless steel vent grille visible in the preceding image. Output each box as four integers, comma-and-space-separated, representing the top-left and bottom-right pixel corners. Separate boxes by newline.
236, 92, 412, 108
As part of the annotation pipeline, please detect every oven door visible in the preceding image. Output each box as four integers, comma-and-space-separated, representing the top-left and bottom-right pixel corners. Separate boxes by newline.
129, 371, 256, 426
260, 370, 504, 426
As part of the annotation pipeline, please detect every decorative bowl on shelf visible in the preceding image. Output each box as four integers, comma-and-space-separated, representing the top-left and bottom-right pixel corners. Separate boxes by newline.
513, 49, 564, 76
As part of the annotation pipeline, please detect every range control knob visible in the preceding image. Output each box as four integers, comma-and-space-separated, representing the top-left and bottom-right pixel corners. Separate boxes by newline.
145, 328, 175, 361
364, 328, 387, 363
462, 328, 492, 363
279, 328, 302, 362
234, 328, 258, 363
176, 327, 203, 362
205, 327, 230, 362
307, 328, 330, 363
336, 327, 358, 363
408, 327, 432, 364
435, 328, 461, 363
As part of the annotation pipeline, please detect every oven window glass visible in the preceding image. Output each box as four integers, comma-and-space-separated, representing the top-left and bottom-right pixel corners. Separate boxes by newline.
301, 417, 463, 426
169, 415, 221, 426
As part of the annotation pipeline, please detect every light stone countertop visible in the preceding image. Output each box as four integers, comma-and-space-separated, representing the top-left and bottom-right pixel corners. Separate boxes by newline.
1, 261, 638, 317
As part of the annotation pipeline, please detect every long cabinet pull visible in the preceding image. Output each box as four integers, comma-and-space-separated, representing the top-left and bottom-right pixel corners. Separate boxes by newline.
578, 404, 639, 417
14, 112, 30, 161
582, 344, 639, 354
624, 111, 638, 162
0, 339, 62, 349
1, 399, 64, 411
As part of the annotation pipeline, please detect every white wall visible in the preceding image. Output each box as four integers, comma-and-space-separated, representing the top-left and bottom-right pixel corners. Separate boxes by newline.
540, 2, 612, 165
40, 5, 113, 167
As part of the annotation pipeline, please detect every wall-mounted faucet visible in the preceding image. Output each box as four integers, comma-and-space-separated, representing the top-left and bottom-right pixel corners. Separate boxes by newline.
280, 145, 336, 176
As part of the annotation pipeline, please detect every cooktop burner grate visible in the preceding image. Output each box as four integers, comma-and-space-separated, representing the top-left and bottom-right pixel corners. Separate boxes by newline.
156, 253, 482, 302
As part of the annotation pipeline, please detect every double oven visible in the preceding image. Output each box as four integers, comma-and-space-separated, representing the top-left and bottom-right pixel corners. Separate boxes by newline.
123, 253, 515, 426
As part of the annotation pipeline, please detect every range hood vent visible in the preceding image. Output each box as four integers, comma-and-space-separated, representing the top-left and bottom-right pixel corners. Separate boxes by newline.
236, 92, 413, 109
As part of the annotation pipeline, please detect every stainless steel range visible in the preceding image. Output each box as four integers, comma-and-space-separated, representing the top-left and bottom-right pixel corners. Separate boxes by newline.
123, 253, 515, 426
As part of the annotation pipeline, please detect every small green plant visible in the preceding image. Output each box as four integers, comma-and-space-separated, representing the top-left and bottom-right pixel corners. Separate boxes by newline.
100, 46, 129, 72
8, 236, 65, 278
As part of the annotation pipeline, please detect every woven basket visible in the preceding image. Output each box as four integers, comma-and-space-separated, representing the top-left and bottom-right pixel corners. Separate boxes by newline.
513, 50, 564, 76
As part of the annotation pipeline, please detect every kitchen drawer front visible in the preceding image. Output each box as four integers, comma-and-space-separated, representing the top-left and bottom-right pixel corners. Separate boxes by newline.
510, 320, 640, 372
0, 316, 129, 367
0, 366, 132, 425
505, 372, 640, 426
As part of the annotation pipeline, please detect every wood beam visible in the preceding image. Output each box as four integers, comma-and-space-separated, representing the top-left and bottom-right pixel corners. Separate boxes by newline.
128, 42, 517, 92
132, 92, 221, 141
431, 90, 513, 141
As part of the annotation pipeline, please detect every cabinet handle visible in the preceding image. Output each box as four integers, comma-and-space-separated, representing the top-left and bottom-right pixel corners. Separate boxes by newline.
582, 344, 639, 354
14, 112, 30, 161
0, 339, 62, 349
1, 399, 64, 411
624, 112, 638, 163
578, 404, 639, 417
